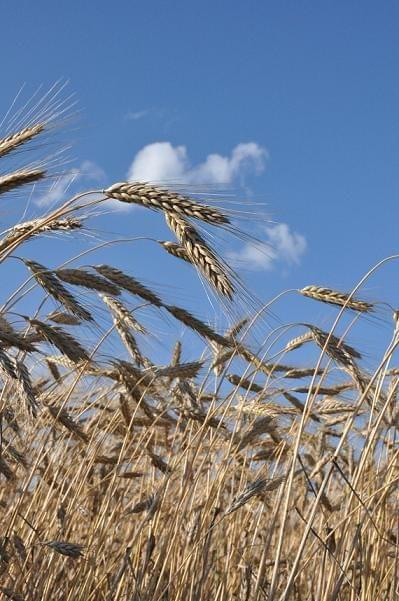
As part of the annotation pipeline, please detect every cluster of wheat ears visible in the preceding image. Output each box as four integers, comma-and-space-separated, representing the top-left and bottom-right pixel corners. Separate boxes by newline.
0, 87, 398, 601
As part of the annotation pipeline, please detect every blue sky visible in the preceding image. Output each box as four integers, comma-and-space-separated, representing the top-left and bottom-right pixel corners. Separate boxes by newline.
1, 2, 399, 359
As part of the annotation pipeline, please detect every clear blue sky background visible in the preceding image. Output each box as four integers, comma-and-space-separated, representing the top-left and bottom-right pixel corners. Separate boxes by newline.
1, 1, 399, 360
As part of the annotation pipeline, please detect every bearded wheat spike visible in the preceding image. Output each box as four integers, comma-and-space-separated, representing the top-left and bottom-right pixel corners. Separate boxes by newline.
227, 374, 264, 393
283, 367, 325, 379
158, 240, 191, 262
226, 475, 284, 515
24, 259, 93, 321
0, 217, 81, 254
45, 540, 84, 558
0, 586, 24, 601
0, 123, 45, 158
105, 181, 229, 224
95, 264, 163, 307
165, 212, 234, 299
0, 328, 37, 353
15, 361, 38, 417
310, 325, 361, 368
56, 268, 121, 295
155, 361, 203, 379
47, 405, 89, 442
284, 331, 314, 353
234, 344, 291, 376
30, 320, 90, 364
0, 168, 45, 195
100, 295, 146, 333
0, 348, 17, 379
300, 285, 373, 313
47, 311, 81, 326
114, 320, 145, 366
165, 305, 230, 347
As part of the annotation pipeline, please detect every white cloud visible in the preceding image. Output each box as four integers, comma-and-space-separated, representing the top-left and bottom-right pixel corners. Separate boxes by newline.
36, 160, 105, 207
228, 223, 307, 272
125, 109, 150, 121
127, 141, 267, 184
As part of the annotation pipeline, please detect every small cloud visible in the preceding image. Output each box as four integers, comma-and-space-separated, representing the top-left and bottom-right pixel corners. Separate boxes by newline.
125, 109, 150, 121
79, 160, 106, 183
36, 160, 105, 207
228, 223, 307, 272
127, 141, 267, 184
265, 223, 307, 266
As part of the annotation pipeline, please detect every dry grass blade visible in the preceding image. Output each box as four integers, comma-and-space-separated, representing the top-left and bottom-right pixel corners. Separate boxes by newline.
165, 212, 234, 299
95, 264, 163, 307
0, 122, 45, 158
24, 259, 92, 322
55, 268, 121, 295
300, 285, 373, 313
105, 181, 229, 224
0, 168, 45, 195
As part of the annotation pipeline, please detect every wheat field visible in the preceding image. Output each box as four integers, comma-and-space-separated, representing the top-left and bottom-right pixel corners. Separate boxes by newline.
0, 87, 398, 601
